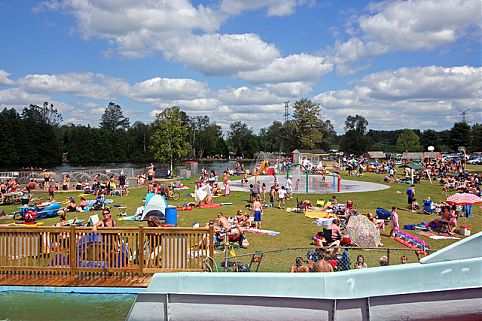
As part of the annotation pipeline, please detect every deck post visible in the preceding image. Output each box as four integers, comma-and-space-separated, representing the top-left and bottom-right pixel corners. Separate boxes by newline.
209, 225, 214, 270
138, 226, 144, 275
70, 225, 76, 275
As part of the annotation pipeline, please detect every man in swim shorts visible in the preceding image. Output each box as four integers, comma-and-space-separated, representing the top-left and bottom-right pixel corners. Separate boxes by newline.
252, 196, 263, 229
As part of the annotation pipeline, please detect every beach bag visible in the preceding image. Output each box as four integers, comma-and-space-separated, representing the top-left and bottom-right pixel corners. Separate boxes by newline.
376, 208, 391, 220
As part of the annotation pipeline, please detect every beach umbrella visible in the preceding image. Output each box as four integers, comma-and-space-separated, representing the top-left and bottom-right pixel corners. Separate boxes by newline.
346, 215, 381, 248
445, 193, 482, 205
446, 193, 481, 224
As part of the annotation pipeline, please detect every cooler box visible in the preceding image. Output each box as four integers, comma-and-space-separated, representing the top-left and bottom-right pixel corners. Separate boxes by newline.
165, 206, 178, 226
459, 226, 471, 236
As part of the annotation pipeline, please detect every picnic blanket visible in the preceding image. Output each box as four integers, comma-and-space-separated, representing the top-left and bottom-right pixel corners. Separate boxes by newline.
429, 235, 461, 240
199, 203, 221, 209
417, 231, 461, 240
312, 218, 335, 226
244, 228, 280, 236
304, 211, 336, 219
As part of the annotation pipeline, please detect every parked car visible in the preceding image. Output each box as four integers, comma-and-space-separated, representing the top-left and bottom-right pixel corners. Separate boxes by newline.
467, 157, 482, 165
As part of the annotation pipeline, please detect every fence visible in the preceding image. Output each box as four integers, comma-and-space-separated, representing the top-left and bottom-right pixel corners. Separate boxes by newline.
0, 226, 213, 275
218, 246, 432, 272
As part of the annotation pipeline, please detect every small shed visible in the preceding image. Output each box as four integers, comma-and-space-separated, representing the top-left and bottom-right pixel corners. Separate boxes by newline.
364, 151, 386, 163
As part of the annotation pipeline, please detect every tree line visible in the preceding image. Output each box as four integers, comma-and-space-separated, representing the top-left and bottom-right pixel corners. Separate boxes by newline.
0, 100, 480, 168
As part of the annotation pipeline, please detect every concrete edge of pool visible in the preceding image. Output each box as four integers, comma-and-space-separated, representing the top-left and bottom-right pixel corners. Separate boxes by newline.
0, 286, 145, 295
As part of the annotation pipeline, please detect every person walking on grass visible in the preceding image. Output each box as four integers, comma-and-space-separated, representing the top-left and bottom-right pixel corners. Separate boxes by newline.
278, 186, 286, 209
389, 206, 399, 237
252, 196, 263, 229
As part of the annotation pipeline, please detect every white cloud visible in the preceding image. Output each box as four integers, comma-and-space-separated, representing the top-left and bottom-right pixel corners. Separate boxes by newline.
18, 73, 129, 99
220, 0, 312, 17
0, 70, 16, 86
314, 65, 482, 131
0, 88, 50, 105
217, 86, 284, 105
331, 0, 481, 64
164, 33, 280, 76
238, 54, 332, 83
361, 66, 482, 100
266, 82, 313, 97
129, 77, 209, 103
38, 0, 285, 77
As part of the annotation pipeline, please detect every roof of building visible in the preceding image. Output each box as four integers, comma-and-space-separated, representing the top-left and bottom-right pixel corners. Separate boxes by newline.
292, 149, 329, 155
366, 151, 386, 159
402, 152, 442, 159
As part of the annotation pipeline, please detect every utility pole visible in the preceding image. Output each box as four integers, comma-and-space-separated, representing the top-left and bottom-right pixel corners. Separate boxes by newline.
458, 108, 470, 123
283, 101, 290, 124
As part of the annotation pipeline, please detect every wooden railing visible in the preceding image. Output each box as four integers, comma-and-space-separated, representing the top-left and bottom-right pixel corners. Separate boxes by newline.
0, 226, 214, 275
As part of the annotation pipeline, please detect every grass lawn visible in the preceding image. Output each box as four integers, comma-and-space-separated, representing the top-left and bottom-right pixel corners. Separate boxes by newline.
1, 166, 480, 272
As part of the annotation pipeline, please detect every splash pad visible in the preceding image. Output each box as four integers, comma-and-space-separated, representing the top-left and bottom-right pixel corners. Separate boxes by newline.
230, 174, 389, 194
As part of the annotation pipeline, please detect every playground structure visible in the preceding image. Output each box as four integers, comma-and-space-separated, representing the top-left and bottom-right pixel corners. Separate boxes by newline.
250, 152, 281, 176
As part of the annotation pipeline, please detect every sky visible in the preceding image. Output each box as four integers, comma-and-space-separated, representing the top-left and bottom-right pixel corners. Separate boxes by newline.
0, 0, 480, 134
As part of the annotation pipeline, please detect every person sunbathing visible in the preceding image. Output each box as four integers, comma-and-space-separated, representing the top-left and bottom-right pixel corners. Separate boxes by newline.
367, 213, 385, 230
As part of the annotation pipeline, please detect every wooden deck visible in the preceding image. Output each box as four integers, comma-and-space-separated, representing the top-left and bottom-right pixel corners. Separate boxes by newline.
0, 273, 152, 287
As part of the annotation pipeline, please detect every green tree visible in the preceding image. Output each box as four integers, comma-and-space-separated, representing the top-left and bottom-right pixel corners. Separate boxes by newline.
227, 121, 255, 158
127, 121, 153, 163
339, 115, 371, 155
100, 102, 130, 131
149, 106, 190, 174
291, 99, 324, 150
397, 129, 422, 152
21, 103, 63, 165
470, 124, 482, 152
449, 122, 472, 152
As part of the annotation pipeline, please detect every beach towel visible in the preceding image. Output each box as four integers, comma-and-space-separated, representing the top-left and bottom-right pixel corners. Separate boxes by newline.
199, 203, 221, 209
244, 228, 280, 236
429, 235, 461, 240
304, 211, 335, 219
312, 218, 335, 226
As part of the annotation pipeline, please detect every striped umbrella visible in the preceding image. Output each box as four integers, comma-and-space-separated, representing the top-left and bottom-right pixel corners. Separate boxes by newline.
446, 193, 482, 205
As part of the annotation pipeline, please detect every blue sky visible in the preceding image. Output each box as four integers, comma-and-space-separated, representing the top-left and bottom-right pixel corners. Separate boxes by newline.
0, 0, 480, 133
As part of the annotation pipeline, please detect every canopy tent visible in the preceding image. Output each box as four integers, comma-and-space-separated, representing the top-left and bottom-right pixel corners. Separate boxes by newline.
140, 194, 167, 221
399, 163, 431, 184
399, 163, 425, 170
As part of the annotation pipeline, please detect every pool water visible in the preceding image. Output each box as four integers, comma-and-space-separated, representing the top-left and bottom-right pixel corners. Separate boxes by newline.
0, 292, 135, 321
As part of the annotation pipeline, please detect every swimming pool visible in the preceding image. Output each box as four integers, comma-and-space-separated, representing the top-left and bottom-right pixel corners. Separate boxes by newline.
0, 289, 138, 321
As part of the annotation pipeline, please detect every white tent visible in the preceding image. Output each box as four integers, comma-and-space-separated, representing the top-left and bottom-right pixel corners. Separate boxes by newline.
140, 194, 167, 221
